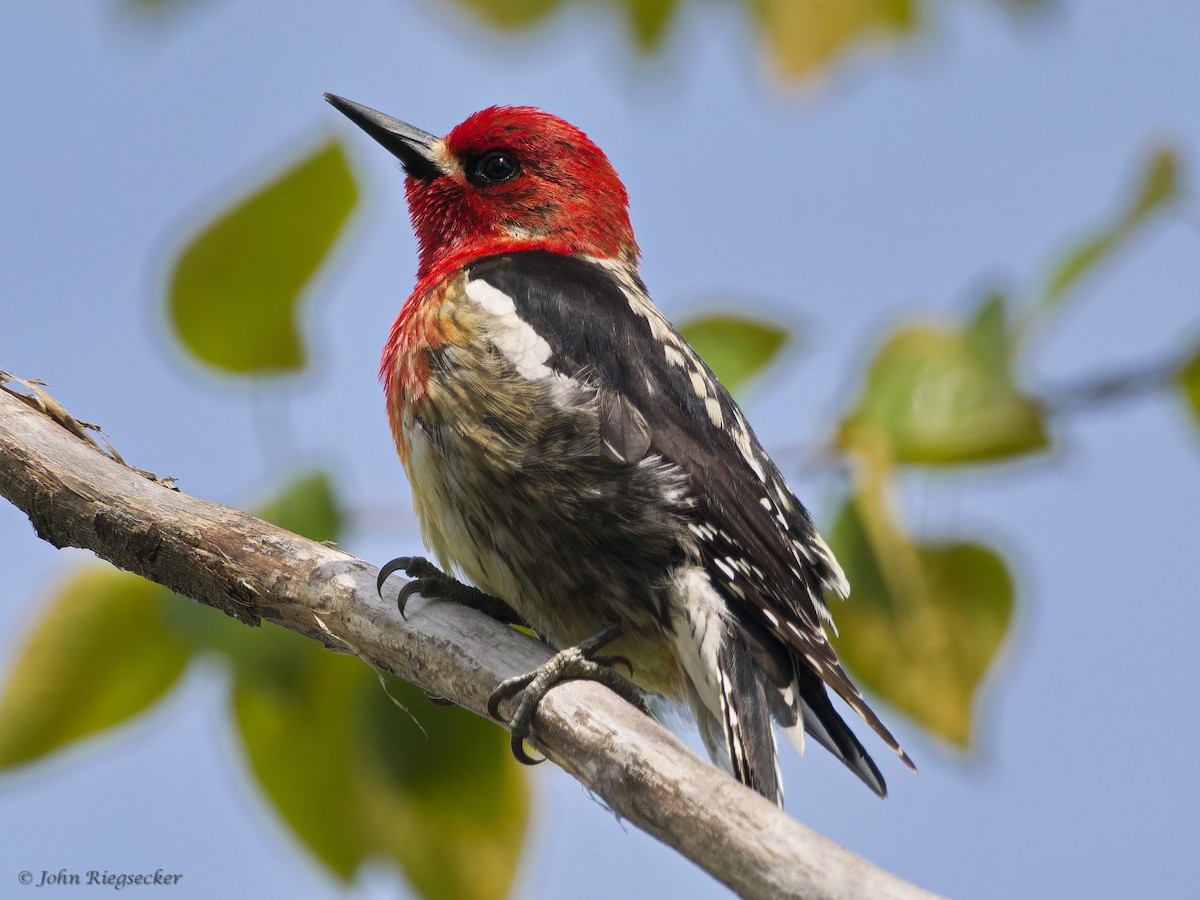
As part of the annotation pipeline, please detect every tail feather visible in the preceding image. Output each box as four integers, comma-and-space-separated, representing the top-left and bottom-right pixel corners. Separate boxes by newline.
716, 633, 782, 805
743, 615, 889, 798
672, 570, 895, 804
792, 665, 888, 797
673, 572, 784, 804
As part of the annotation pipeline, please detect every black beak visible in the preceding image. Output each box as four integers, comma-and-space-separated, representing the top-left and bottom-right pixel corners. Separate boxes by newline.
324, 94, 442, 180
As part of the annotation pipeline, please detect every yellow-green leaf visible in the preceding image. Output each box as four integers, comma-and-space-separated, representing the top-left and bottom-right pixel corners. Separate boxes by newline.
1179, 347, 1200, 431
751, 0, 916, 79
234, 647, 366, 879
448, 0, 563, 29
168, 140, 357, 375
841, 315, 1049, 465
1042, 233, 1115, 311
1042, 146, 1180, 311
1129, 146, 1179, 220
0, 568, 190, 770
625, 0, 678, 48
829, 495, 1014, 747
964, 291, 1012, 379
679, 314, 789, 396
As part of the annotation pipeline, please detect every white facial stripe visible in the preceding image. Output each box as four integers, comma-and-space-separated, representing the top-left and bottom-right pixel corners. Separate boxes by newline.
425, 139, 460, 177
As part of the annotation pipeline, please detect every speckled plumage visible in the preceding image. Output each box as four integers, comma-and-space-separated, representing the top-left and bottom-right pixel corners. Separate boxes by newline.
396, 264, 693, 700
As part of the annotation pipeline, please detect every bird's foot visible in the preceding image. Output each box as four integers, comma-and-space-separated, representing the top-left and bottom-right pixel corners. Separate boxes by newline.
487, 623, 651, 765
377, 555, 525, 625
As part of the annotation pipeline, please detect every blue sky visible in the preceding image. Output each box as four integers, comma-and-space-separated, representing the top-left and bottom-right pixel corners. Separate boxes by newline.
3, 2, 1199, 898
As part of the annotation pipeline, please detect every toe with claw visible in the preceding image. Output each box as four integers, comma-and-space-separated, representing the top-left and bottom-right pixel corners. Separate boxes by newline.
487, 623, 651, 765
377, 555, 526, 624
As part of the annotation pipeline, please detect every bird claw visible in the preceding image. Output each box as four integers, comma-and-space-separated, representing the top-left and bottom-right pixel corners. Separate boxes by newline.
377, 555, 520, 621
377, 556, 426, 616
487, 623, 650, 766
510, 732, 546, 766
376, 560, 643, 766
592, 654, 635, 680
376, 556, 414, 599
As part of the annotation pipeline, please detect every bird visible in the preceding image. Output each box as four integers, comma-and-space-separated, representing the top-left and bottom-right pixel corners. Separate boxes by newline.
325, 93, 915, 805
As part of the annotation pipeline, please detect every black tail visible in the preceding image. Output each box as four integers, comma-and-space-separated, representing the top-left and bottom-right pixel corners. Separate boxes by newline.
715, 628, 783, 804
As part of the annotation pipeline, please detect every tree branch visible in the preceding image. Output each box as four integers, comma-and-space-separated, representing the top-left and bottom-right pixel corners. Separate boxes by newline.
0, 384, 941, 900
1040, 350, 1189, 414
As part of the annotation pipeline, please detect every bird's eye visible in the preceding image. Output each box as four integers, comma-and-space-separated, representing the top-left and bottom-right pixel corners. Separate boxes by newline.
470, 151, 520, 186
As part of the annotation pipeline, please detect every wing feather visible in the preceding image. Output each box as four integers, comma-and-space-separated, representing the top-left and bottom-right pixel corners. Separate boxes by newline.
467, 251, 913, 772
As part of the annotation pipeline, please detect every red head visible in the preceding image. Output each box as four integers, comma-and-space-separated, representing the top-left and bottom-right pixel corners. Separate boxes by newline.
325, 96, 639, 281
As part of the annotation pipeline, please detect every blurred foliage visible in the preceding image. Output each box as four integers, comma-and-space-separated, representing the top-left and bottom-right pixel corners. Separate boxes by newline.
0, 569, 190, 770
828, 145, 1188, 744
232, 634, 528, 898
257, 469, 344, 542
1041, 147, 1180, 313
0, 474, 528, 899
450, 0, 563, 29
749, 0, 915, 79
125, 0, 1051, 80
437, 0, 1048, 78
1180, 347, 1200, 432
679, 313, 789, 395
828, 477, 1014, 746
8, 3, 1198, 897
449, 0, 916, 72
168, 140, 357, 375
840, 293, 1049, 465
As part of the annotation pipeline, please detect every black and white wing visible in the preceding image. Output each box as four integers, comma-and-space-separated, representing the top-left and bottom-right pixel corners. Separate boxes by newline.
467, 250, 915, 797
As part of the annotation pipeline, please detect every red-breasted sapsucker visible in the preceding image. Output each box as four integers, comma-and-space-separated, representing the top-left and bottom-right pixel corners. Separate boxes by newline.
326, 94, 915, 804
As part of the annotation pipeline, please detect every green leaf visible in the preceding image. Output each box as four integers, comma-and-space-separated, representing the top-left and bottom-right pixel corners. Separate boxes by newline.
0, 569, 190, 770
168, 139, 358, 375
828, 494, 1015, 747
841, 307, 1049, 465
1179, 347, 1200, 431
1042, 146, 1180, 311
679, 314, 789, 395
